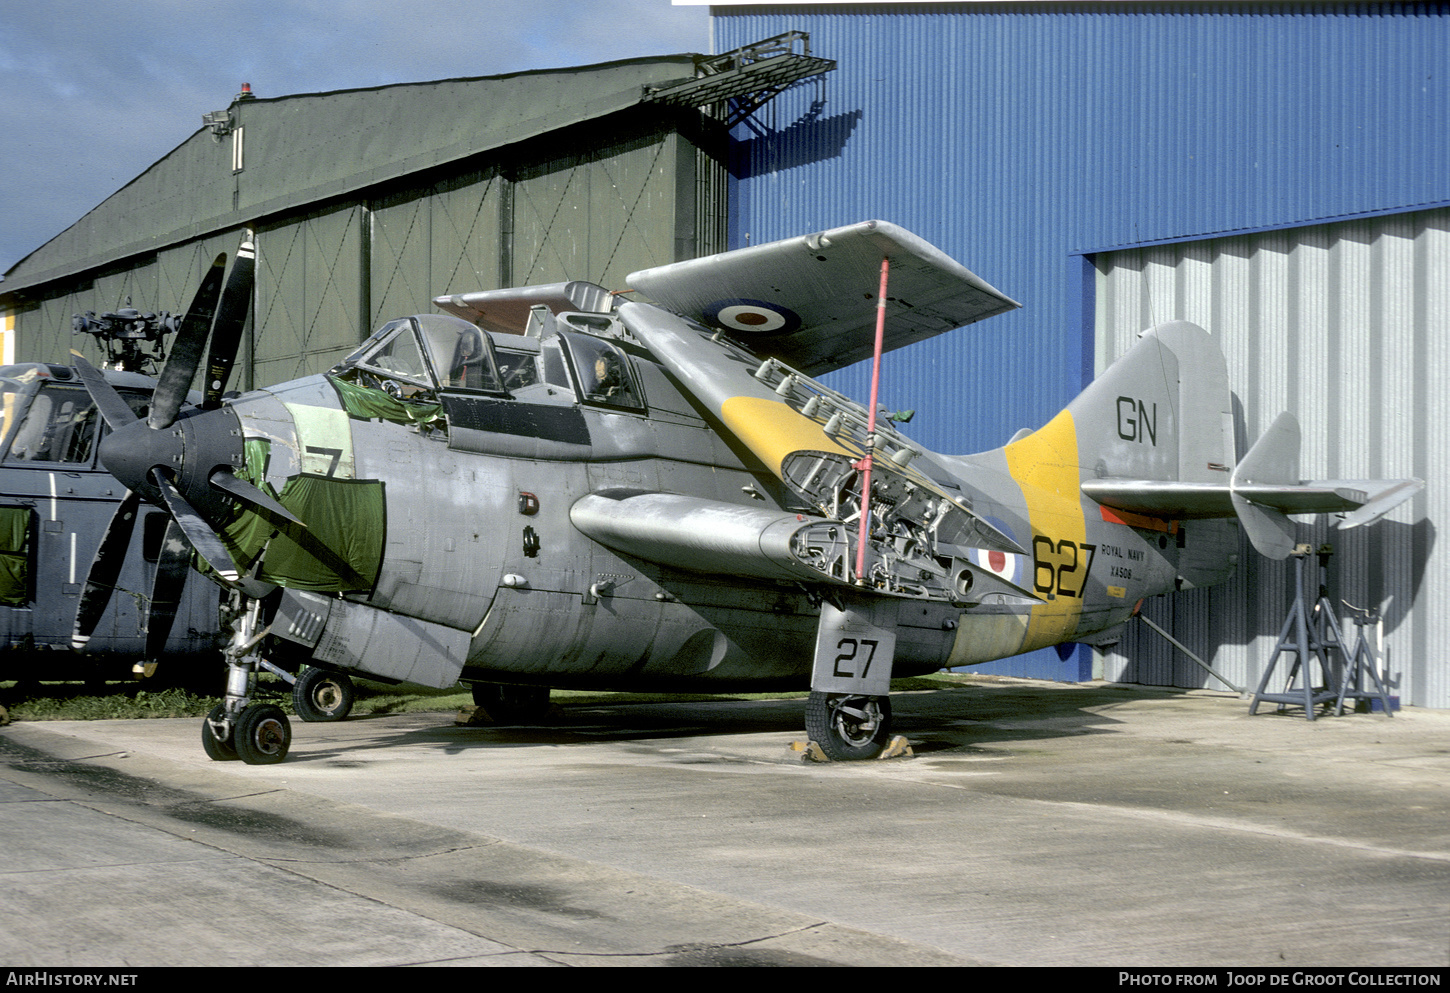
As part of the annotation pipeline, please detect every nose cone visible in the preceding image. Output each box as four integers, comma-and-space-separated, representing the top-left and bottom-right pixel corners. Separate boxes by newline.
99, 418, 184, 496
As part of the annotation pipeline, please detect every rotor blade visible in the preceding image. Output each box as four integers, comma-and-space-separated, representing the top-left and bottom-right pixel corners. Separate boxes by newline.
202, 235, 255, 410
149, 253, 227, 430
72, 490, 141, 650
69, 351, 139, 431
150, 468, 240, 583
209, 469, 303, 527
144, 518, 190, 660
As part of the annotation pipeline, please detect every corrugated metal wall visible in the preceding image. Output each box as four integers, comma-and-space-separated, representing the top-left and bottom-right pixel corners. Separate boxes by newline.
1095, 207, 1446, 708
715, 3, 1449, 689
253, 205, 368, 388
717, 4, 1449, 448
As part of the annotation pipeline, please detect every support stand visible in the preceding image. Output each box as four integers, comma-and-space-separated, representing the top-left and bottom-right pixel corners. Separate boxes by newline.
1249, 544, 1348, 721
1335, 608, 1396, 717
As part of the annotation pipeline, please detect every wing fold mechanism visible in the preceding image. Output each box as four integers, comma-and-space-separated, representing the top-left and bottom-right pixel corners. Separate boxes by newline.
615, 300, 1035, 601
570, 490, 1040, 606
1083, 412, 1422, 560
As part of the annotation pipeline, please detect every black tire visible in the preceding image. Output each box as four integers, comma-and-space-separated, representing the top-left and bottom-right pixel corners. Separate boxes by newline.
292, 667, 355, 722
201, 704, 239, 762
470, 683, 551, 724
805, 692, 893, 761
234, 704, 291, 765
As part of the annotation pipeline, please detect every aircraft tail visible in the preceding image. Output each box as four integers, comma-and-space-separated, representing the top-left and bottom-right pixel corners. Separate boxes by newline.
1069, 321, 1237, 490
1071, 321, 1422, 561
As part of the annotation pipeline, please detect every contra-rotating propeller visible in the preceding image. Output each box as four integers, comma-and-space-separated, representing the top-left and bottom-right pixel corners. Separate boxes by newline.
70, 233, 305, 657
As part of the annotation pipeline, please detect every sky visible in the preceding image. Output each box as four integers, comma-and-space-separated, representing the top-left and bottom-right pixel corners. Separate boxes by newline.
0, 0, 712, 279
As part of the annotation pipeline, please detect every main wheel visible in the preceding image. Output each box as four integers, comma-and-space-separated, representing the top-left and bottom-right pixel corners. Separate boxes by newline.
201, 704, 238, 762
292, 667, 355, 722
234, 704, 291, 765
470, 683, 551, 724
805, 692, 893, 761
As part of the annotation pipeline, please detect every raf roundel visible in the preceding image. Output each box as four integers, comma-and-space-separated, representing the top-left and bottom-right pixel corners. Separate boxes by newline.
969, 546, 1023, 586
703, 298, 802, 337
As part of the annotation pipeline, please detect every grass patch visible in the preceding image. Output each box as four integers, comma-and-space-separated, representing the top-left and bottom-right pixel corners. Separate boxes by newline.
0, 671, 979, 723
2, 685, 218, 722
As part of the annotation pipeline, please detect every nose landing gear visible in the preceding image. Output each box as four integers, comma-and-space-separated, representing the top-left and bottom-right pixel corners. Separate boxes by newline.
203, 594, 292, 765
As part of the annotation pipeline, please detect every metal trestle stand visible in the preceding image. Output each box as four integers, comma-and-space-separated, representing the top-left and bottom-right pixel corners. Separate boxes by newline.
1335, 607, 1396, 717
1249, 544, 1348, 721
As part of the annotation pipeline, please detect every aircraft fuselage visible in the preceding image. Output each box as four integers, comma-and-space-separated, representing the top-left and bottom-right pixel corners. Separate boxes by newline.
192, 318, 1200, 695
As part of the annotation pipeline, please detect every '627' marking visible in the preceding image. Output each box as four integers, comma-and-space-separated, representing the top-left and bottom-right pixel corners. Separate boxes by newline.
1032, 537, 1097, 598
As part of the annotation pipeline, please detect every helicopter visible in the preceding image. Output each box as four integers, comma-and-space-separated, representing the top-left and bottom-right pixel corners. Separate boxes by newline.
68, 221, 1421, 764
0, 359, 224, 683
0, 277, 235, 686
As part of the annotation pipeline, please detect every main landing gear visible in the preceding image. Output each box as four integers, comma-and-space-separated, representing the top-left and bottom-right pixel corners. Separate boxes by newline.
805, 691, 894, 761
805, 599, 902, 761
292, 666, 356, 722
203, 594, 292, 765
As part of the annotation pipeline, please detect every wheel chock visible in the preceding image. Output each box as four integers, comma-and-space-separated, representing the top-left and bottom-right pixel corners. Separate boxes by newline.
789, 739, 831, 762
878, 734, 913, 760
455, 706, 492, 726
789, 736, 914, 762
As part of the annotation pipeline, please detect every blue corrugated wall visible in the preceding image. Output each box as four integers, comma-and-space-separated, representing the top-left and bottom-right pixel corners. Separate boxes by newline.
715, 3, 1450, 681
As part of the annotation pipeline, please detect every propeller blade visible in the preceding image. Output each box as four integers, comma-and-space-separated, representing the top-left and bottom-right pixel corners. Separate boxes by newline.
144, 518, 190, 660
209, 469, 303, 526
150, 468, 240, 583
72, 490, 141, 650
149, 253, 227, 430
202, 235, 255, 410
69, 351, 139, 431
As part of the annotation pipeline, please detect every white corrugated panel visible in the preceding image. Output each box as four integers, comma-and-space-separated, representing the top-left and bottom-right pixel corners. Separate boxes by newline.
1095, 207, 1446, 709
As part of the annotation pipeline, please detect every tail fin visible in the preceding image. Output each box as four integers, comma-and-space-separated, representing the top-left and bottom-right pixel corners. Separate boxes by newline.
1067, 320, 1236, 489
1078, 322, 1423, 561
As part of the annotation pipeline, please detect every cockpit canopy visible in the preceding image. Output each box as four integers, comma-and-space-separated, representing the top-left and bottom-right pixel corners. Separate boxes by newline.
333, 314, 505, 397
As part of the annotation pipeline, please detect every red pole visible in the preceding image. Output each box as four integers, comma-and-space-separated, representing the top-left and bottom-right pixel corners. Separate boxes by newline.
855, 257, 890, 585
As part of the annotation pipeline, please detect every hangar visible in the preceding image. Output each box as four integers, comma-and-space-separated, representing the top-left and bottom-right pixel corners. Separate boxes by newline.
2, 3, 1445, 708
0, 54, 747, 386
713, 2, 1447, 706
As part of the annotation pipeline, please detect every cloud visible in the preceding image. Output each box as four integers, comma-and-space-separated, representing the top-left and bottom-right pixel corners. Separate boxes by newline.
0, 0, 710, 274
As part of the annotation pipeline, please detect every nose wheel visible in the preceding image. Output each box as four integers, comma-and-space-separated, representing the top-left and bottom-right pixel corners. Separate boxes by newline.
202, 704, 238, 761
234, 704, 291, 764
202, 593, 292, 765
